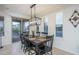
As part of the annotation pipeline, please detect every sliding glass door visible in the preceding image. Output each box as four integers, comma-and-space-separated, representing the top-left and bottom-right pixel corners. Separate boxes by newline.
12, 18, 21, 43
12, 17, 29, 43
0, 16, 4, 36
0, 16, 4, 48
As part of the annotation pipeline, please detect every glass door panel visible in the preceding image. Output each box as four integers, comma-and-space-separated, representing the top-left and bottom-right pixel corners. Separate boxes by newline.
22, 21, 29, 32
12, 21, 21, 43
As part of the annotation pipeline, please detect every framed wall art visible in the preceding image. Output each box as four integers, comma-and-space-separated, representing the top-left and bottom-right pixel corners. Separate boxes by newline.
69, 10, 79, 27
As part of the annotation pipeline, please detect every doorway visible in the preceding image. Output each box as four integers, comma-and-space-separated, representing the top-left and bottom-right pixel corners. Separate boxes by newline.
12, 17, 29, 43
12, 18, 21, 43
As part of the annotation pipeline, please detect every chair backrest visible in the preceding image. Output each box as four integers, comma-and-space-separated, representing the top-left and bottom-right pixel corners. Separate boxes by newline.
20, 32, 29, 44
24, 36, 33, 48
23, 32, 29, 36
20, 32, 32, 50
20, 33, 25, 44
45, 35, 54, 50
23, 36, 30, 47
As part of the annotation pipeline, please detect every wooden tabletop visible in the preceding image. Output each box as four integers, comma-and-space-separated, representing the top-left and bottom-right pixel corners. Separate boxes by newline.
30, 36, 46, 41
24, 36, 46, 45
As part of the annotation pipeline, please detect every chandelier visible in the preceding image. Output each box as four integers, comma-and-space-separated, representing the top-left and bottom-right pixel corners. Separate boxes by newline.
29, 4, 41, 26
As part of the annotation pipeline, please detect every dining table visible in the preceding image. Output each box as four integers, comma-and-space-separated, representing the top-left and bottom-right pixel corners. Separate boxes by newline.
24, 36, 47, 55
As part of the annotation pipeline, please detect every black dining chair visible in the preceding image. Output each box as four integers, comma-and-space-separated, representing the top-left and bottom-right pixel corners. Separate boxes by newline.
38, 35, 54, 55
20, 33, 25, 50
23, 36, 29, 53
20, 32, 30, 53
21, 32, 36, 54
23, 36, 37, 55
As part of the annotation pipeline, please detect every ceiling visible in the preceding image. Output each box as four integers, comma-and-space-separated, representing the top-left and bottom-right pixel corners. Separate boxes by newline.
0, 4, 73, 18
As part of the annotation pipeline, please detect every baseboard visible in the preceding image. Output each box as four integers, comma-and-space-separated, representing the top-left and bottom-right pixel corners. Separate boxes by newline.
54, 47, 78, 55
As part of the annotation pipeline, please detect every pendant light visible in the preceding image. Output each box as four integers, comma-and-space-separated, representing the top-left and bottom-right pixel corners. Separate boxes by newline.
29, 4, 41, 26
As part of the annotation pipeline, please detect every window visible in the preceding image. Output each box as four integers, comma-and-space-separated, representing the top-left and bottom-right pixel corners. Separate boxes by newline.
44, 16, 48, 35
56, 12, 63, 37
36, 24, 39, 32
0, 16, 4, 36
23, 20, 29, 32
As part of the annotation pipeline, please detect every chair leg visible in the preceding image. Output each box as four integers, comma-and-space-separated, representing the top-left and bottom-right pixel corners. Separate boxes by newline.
51, 51, 52, 55
23, 45, 26, 53
27, 49, 36, 55
21, 44, 22, 49
46, 51, 52, 55
27, 50, 30, 55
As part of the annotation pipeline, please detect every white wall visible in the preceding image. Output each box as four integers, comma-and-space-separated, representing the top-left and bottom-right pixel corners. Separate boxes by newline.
48, 13, 56, 35
41, 5, 79, 54
2, 16, 12, 46
54, 5, 79, 54
63, 5, 79, 54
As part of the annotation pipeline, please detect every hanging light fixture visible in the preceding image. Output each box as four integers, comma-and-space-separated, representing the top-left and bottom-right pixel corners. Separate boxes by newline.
29, 4, 41, 26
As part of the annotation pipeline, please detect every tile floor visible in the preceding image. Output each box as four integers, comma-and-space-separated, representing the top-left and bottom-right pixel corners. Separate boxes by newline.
0, 41, 73, 55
